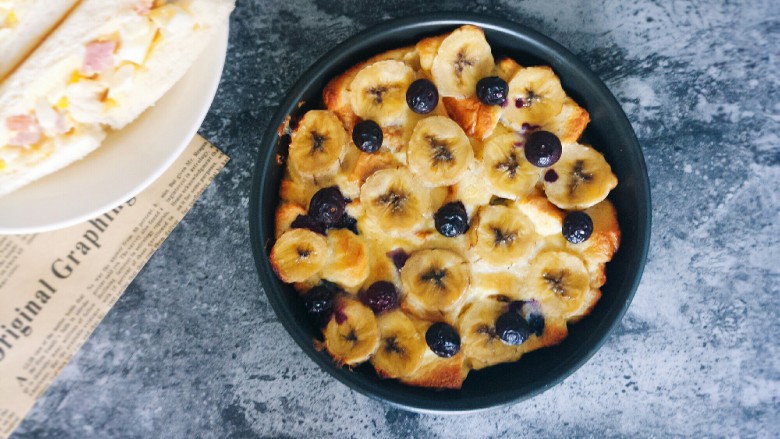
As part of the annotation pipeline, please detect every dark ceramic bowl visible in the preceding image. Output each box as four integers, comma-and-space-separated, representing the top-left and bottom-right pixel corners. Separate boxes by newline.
249, 13, 651, 413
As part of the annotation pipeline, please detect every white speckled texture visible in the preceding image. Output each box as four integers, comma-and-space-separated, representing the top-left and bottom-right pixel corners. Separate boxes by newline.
11, 1, 780, 437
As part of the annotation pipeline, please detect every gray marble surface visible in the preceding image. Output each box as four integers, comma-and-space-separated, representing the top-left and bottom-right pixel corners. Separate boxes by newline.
12, 0, 780, 437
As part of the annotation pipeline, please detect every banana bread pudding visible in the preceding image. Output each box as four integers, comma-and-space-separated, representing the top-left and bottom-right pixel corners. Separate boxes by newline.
268, 25, 620, 389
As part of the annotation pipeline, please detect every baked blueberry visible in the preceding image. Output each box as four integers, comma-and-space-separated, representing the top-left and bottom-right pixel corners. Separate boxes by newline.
290, 214, 326, 235
562, 211, 594, 244
309, 186, 346, 226
359, 281, 399, 314
527, 313, 545, 337
508, 300, 526, 314
406, 78, 439, 114
434, 201, 469, 237
333, 213, 358, 234
476, 76, 508, 106
425, 322, 460, 358
352, 120, 383, 153
386, 248, 410, 270
508, 300, 545, 337
495, 311, 530, 345
303, 284, 335, 326
524, 130, 562, 167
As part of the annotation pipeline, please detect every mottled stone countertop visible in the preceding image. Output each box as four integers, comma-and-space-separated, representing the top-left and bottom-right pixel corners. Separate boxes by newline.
12, 1, 779, 437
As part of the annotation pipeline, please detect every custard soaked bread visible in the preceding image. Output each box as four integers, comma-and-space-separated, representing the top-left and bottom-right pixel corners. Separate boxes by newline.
269, 25, 620, 389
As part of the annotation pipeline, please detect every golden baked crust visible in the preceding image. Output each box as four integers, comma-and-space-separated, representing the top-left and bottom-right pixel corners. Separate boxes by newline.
545, 97, 590, 143
442, 96, 502, 140
270, 25, 621, 390
400, 353, 465, 389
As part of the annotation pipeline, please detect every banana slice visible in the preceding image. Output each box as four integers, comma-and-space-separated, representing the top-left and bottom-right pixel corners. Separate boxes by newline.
360, 168, 430, 232
459, 300, 522, 370
471, 205, 537, 266
543, 143, 618, 210
320, 229, 370, 288
288, 110, 348, 182
269, 229, 330, 283
371, 310, 427, 378
502, 66, 566, 129
482, 132, 542, 199
401, 249, 470, 314
324, 297, 380, 366
431, 25, 495, 98
350, 60, 415, 126
407, 116, 474, 187
528, 250, 590, 317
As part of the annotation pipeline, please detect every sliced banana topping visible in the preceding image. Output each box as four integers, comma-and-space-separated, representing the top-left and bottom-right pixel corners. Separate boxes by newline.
431, 25, 495, 98
407, 116, 474, 187
528, 250, 590, 317
471, 205, 537, 266
350, 60, 415, 126
360, 168, 430, 232
269, 229, 330, 283
459, 300, 522, 370
288, 110, 348, 183
501, 66, 566, 129
324, 298, 380, 366
371, 310, 427, 378
401, 249, 471, 314
320, 229, 370, 288
482, 132, 541, 199
543, 143, 618, 210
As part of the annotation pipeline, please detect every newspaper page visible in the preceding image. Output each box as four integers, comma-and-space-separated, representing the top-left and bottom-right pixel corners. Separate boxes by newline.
0, 135, 229, 438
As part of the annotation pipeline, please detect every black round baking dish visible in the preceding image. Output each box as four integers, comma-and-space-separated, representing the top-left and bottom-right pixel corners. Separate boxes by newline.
249, 12, 651, 413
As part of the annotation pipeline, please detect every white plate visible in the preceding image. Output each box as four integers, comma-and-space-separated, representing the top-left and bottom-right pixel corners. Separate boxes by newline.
0, 25, 229, 235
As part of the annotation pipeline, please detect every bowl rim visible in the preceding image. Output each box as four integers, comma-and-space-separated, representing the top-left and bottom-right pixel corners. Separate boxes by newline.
249, 12, 652, 414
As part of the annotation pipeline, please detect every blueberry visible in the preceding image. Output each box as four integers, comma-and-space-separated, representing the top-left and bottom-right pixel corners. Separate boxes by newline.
508, 300, 526, 314
434, 201, 469, 237
333, 213, 358, 234
544, 169, 559, 183
406, 79, 439, 114
359, 281, 399, 314
352, 120, 383, 153
290, 214, 326, 235
386, 248, 410, 270
303, 284, 335, 327
562, 211, 594, 244
527, 313, 545, 337
476, 76, 508, 106
309, 186, 346, 226
508, 300, 545, 337
524, 130, 562, 168
495, 311, 530, 345
425, 322, 460, 358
